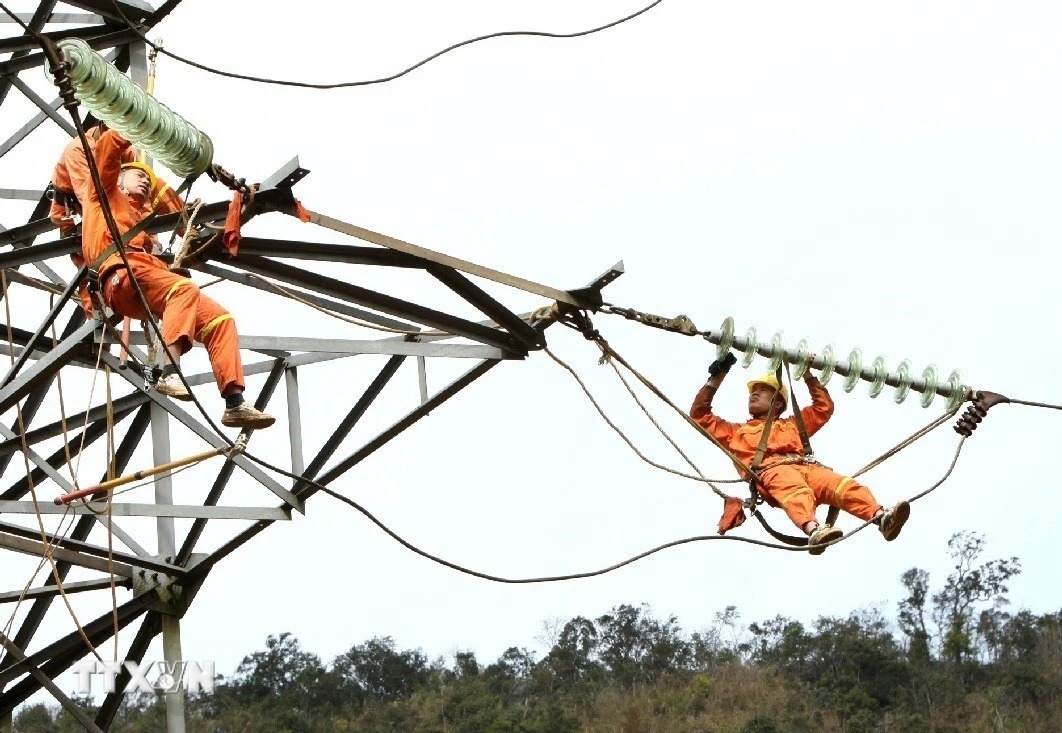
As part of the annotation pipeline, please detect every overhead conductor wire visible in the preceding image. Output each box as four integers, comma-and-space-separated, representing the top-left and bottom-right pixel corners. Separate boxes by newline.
106, 0, 667, 89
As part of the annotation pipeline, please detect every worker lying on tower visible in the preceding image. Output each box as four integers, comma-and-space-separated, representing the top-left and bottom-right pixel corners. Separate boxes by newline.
49, 119, 185, 316
80, 127, 275, 430
690, 352, 909, 554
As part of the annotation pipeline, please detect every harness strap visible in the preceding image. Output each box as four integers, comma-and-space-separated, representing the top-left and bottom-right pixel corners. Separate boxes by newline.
783, 361, 813, 458
782, 361, 840, 527
87, 175, 196, 278
751, 509, 809, 547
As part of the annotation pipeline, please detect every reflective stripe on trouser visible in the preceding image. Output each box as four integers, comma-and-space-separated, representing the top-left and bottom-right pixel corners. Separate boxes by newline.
758, 463, 882, 529
103, 258, 245, 394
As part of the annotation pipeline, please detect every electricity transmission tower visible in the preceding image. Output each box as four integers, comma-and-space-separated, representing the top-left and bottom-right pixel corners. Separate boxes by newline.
0, 3, 622, 730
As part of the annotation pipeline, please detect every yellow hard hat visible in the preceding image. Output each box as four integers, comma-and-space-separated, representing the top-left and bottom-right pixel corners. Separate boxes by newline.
747, 373, 788, 410
120, 160, 157, 191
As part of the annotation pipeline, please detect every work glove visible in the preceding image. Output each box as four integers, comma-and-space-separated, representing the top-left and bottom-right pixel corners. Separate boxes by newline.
708, 352, 737, 378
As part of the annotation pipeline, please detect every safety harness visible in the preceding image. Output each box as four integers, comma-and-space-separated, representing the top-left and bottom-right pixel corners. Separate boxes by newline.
85, 175, 196, 292
745, 362, 840, 546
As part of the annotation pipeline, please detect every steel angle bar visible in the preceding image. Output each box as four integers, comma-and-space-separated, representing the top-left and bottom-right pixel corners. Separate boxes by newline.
0, 268, 64, 295
235, 237, 420, 267
94, 611, 162, 729
0, 531, 133, 577
0, 501, 291, 519
61, 0, 154, 22
2, 405, 149, 669
0, 291, 92, 408
186, 358, 494, 582
0, 390, 144, 460
0, 0, 55, 107
7, 76, 76, 136
291, 355, 405, 496
178, 353, 404, 565
0, 323, 99, 371
1, 406, 125, 500
0, 423, 83, 494
0, 631, 104, 733
0, 519, 177, 576
0, 577, 129, 604
0, 333, 73, 473
305, 210, 592, 308
314, 358, 499, 493
196, 261, 420, 331
226, 254, 525, 354
0, 47, 118, 160
0, 592, 157, 711
0, 236, 78, 266
232, 335, 508, 360
0, 189, 47, 201
0, 26, 139, 64
425, 263, 543, 349
0, 103, 59, 159
0, 13, 103, 24
286, 366, 304, 475
99, 352, 306, 513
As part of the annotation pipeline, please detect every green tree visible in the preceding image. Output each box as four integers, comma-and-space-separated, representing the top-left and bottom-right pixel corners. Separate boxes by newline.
594, 604, 690, 686
931, 531, 1020, 667
898, 567, 932, 664
332, 635, 431, 703
13, 703, 56, 733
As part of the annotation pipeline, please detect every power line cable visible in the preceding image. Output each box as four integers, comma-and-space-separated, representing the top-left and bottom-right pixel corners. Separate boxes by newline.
105, 0, 667, 90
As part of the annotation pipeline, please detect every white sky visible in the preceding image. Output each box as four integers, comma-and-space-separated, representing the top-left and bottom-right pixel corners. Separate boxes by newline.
2, 0, 1062, 709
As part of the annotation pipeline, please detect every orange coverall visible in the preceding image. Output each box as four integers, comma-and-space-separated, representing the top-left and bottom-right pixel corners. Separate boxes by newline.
82, 129, 245, 396
690, 377, 882, 531
50, 126, 184, 314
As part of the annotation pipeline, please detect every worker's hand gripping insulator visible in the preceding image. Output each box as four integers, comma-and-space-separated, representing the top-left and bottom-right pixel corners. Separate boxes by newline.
953, 391, 1010, 437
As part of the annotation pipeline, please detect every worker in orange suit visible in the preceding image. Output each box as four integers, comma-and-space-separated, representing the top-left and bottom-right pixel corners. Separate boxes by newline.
49, 122, 185, 315
690, 352, 909, 555
80, 128, 274, 430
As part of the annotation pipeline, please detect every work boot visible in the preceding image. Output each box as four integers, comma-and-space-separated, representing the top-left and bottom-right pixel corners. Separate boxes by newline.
807, 524, 843, 556
221, 404, 275, 430
878, 501, 911, 542
155, 374, 192, 401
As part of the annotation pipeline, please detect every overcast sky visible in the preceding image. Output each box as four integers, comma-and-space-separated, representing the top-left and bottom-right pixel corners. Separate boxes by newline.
2, 0, 1061, 709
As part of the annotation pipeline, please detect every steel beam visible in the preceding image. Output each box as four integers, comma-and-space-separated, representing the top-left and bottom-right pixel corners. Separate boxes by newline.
195, 261, 419, 331
291, 355, 406, 496
0, 405, 149, 675
0, 592, 156, 711
0, 631, 103, 732
0, 0, 56, 106
0, 519, 180, 576
0, 502, 291, 520
306, 210, 592, 308
234, 237, 420, 266
100, 352, 305, 513
0, 577, 129, 603
227, 254, 525, 355
7, 75, 76, 136
425, 263, 543, 349
0, 299, 93, 412
94, 611, 162, 729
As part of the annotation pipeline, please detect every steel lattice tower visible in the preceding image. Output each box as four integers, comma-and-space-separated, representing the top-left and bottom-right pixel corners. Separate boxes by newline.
0, 3, 622, 729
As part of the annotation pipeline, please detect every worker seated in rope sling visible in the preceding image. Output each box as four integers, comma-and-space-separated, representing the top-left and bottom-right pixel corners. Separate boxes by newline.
80, 128, 275, 430
690, 352, 908, 555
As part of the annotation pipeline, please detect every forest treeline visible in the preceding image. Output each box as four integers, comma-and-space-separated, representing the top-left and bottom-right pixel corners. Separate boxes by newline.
14, 531, 1062, 732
